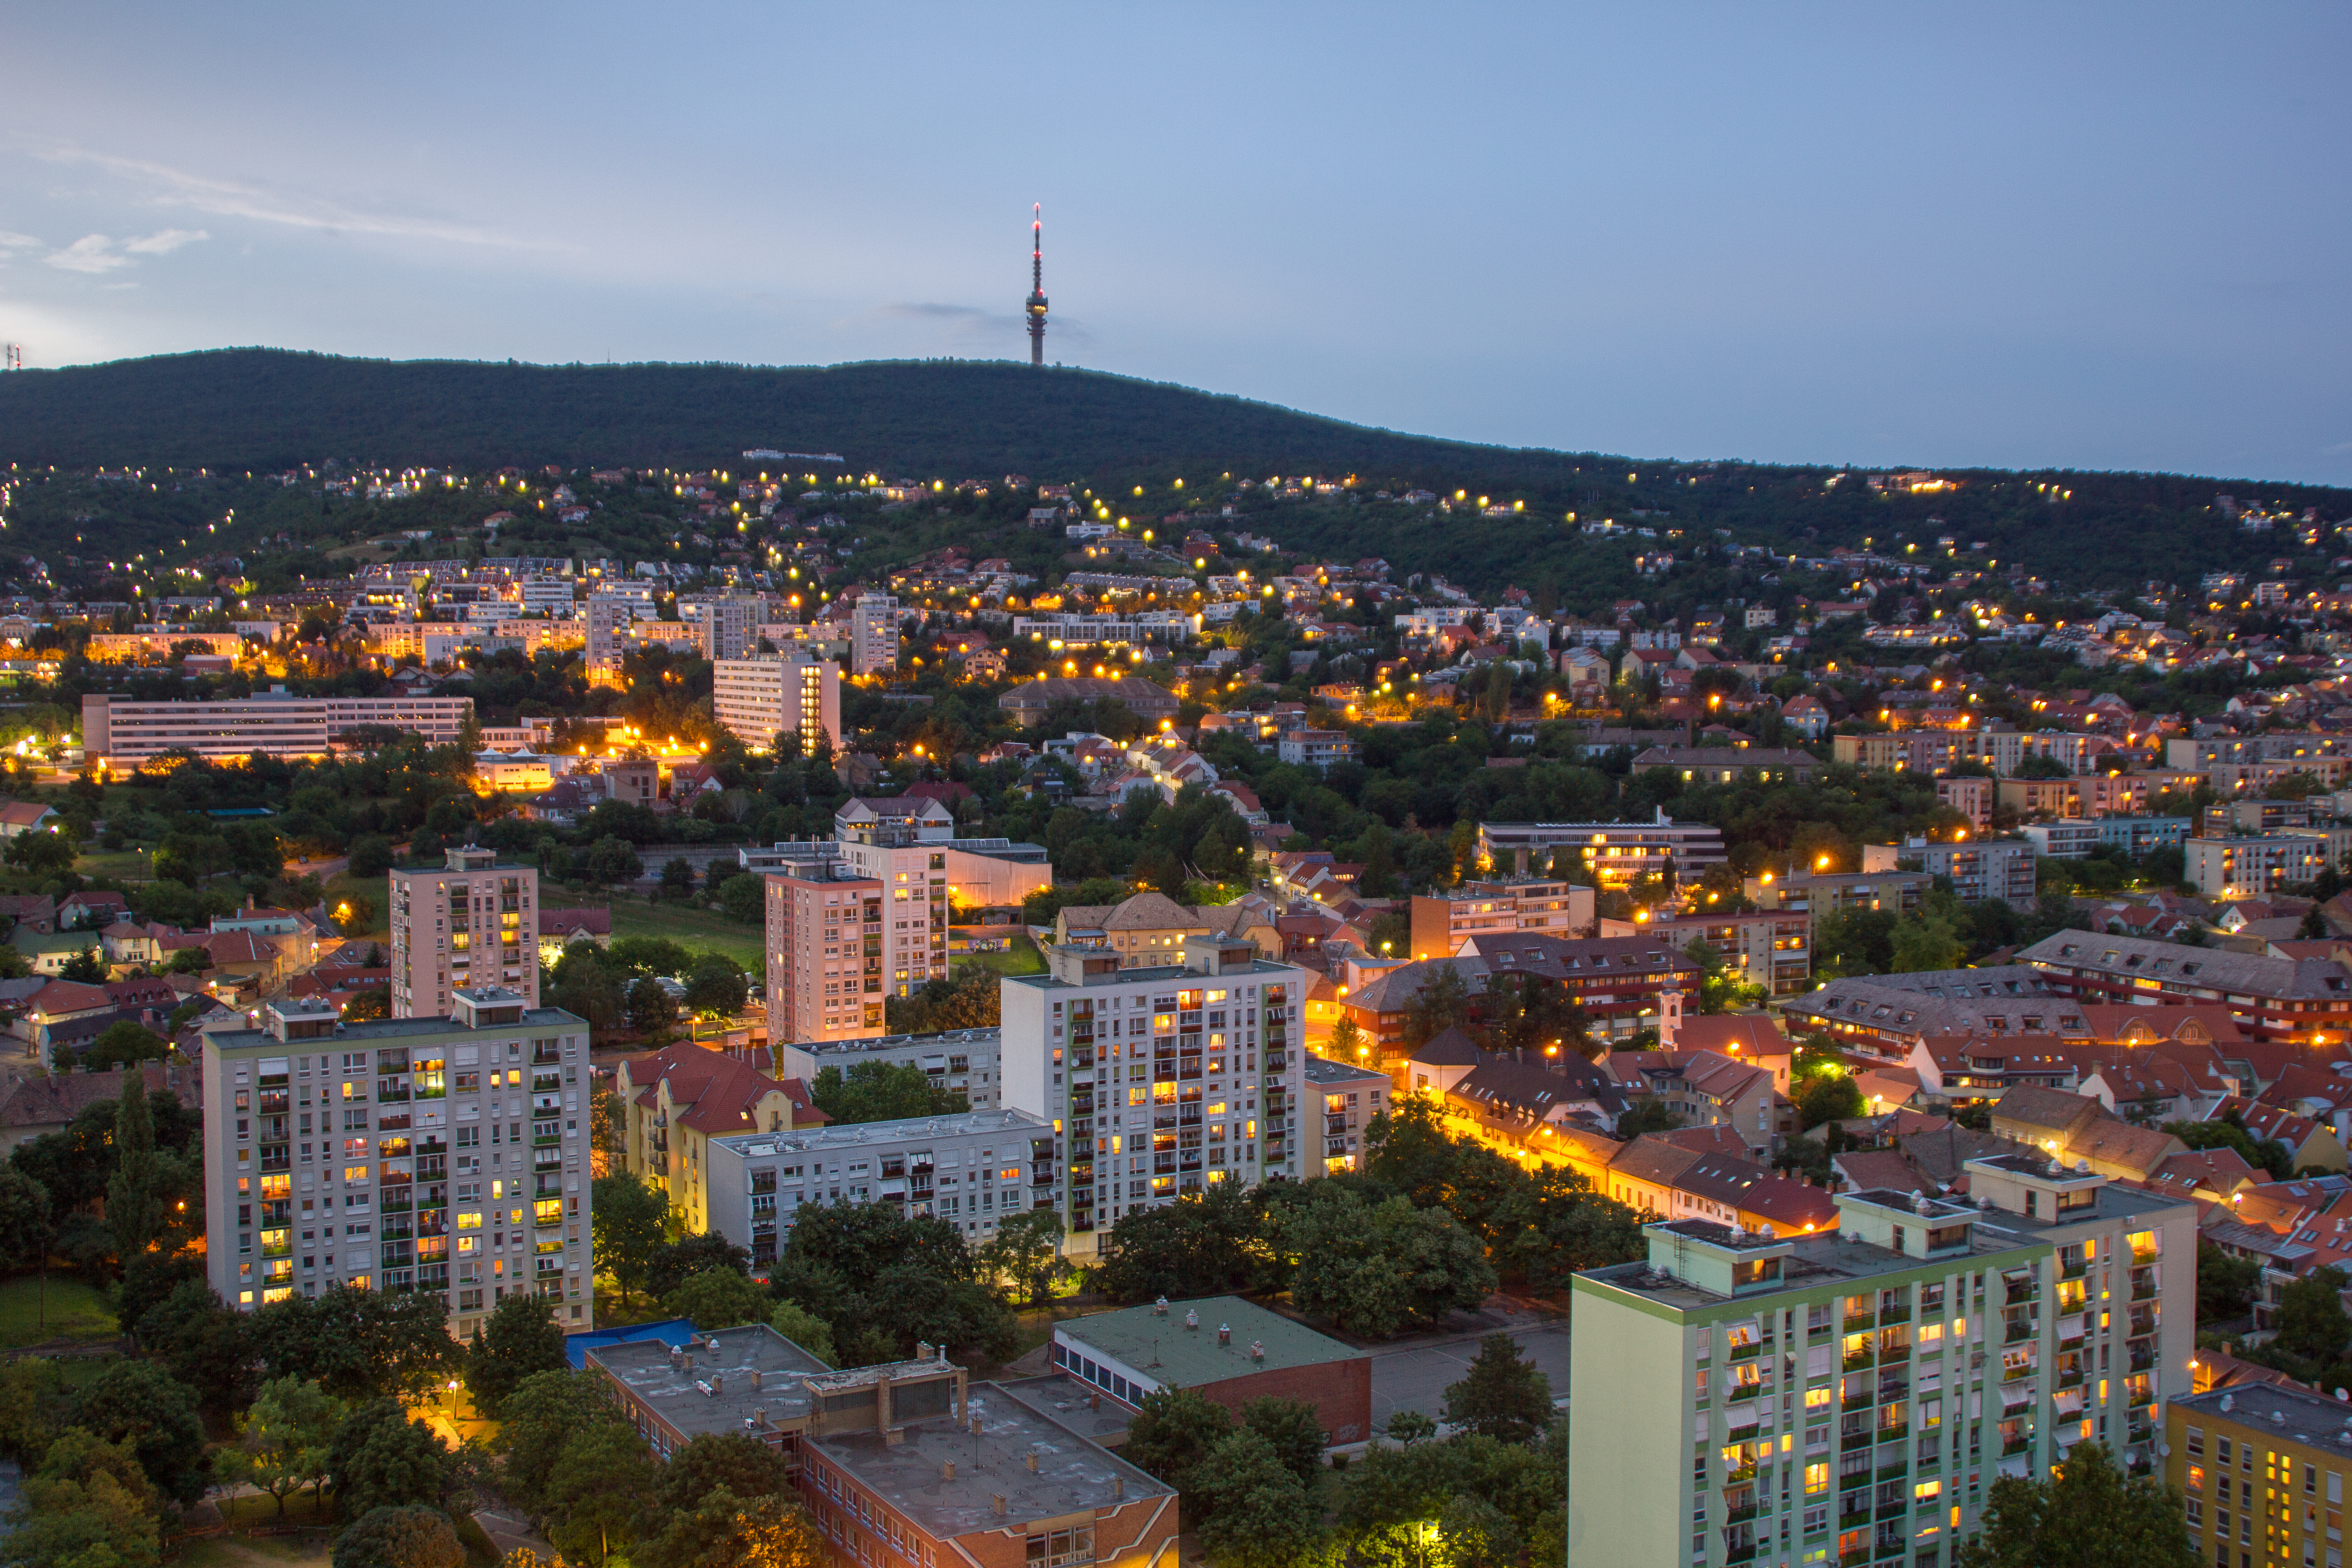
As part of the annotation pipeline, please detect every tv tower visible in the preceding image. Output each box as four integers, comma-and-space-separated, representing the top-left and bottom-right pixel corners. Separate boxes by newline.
1025, 204, 1048, 367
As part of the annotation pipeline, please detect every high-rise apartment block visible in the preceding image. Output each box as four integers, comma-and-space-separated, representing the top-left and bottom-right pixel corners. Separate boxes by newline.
199, 990, 594, 1343
586, 596, 632, 688
1000, 940, 1309, 1261
764, 861, 891, 1044
696, 596, 761, 663
850, 592, 900, 676
711, 655, 840, 757
390, 847, 539, 1018
1568, 1156, 2195, 1568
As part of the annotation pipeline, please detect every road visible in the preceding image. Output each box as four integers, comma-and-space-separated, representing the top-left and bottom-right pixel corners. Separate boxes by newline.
1367, 1311, 1571, 1432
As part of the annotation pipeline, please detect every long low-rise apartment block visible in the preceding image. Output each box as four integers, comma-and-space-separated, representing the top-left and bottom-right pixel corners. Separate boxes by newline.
1477, 811, 1728, 889
86, 689, 474, 764
774, 1027, 1003, 1111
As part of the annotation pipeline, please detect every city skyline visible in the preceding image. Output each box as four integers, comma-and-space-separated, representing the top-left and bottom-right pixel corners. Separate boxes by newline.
0, 5, 2346, 484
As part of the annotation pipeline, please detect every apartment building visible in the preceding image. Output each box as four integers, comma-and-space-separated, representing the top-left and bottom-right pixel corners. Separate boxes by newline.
1049, 890, 1279, 971
584, 1329, 1177, 1568
1744, 869, 1935, 931
388, 848, 538, 1018
1994, 774, 2152, 819
1447, 931, 1705, 1046
703, 1107, 1056, 1262
695, 596, 760, 662
83, 691, 474, 765
774, 1028, 1002, 1111
1913, 838, 2036, 906
1600, 908, 1812, 996
519, 575, 575, 615
1477, 812, 1729, 889
1274, 729, 1357, 770
2167, 734, 2352, 771
1569, 1159, 2196, 1568
613, 1043, 812, 1235
1407, 877, 1597, 961
1834, 730, 2105, 777
2019, 821, 2102, 860
585, 596, 632, 688
1302, 1053, 1390, 1176
849, 592, 900, 676
2166, 1383, 2352, 1568
2185, 832, 2331, 899
200, 991, 593, 1343
711, 654, 841, 757
764, 861, 891, 1044
2096, 816, 2191, 857
2018, 929, 2352, 1043
1000, 939, 1309, 1261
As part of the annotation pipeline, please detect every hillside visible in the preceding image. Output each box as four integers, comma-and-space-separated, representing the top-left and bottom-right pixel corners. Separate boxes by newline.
0, 350, 1612, 483
0, 349, 2347, 601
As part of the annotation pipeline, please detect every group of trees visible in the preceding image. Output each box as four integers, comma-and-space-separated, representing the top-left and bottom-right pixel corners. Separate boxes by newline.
1092, 1098, 1644, 1335
545, 937, 750, 1043
1122, 1333, 1562, 1568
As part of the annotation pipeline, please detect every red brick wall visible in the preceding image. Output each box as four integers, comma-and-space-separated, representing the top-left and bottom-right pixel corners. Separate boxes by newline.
1202, 1359, 1373, 1446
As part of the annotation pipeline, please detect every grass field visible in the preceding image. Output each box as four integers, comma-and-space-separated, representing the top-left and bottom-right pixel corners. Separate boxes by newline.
543, 892, 766, 970
0, 1274, 120, 1348
956, 932, 1045, 977
73, 847, 150, 882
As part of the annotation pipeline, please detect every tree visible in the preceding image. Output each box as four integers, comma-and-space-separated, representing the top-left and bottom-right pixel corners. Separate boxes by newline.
328, 1399, 451, 1520
2165, 1113, 2294, 1180
1400, 965, 1473, 1049
593, 1174, 671, 1306
1792, 1073, 1866, 1131
0, 1167, 50, 1272
627, 977, 678, 1043
1438, 1493, 1524, 1568
767, 1301, 837, 1366
1237, 1397, 1325, 1488
2274, 1264, 2352, 1362
5, 1451, 160, 1568
1283, 1192, 1495, 1338
230, 1374, 344, 1515
331, 1506, 465, 1568
810, 1060, 965, 1124
82, 1021, 167, 1071
720, 874, 765, 923
546, 1423, 659, 1567
348, 836, 396, 878
1956, 1441, 2196, 1568
660, 858, 699, 902
106, 1078, 165, 1259
1123, 1388, 1235, 1497
58, 947, 107, 983
666, 1267, 772, 1330
686, 956, 746, 1017
1191, 1430, 1325, 1568
8, 830, 78, 879
2197, 1240, 2260, 1325
1327, 1014, 1366, 1064
976, 1207, 1067, 1306
1383, 1410, 1437, 1444
1614, 1098, 1684, 1138
466, 1291, 568, 1417
648, 1232, 754, 1301
1442, 1333, 1554, 1443
497, 1371, 626, 1518
647, 1432, 795, 1522
255, 1284, 461, 1401
1889, 910, 1965, 973
586, 835, 644, 889
638, 1487, 826, 1568
67, 1359, 210, 1506
1089, 1183, 1269, 1302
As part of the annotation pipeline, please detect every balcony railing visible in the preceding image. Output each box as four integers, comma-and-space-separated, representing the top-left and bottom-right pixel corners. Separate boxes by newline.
2002, 1436, 2031, 1455
1844, 1349, 1875, 1371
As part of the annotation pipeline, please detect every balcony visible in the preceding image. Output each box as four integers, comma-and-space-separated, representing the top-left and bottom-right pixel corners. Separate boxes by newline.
1878, 1304, 1912, 1325
1842, 1394, 1874, 1414
1728, 1339, 1765, 1362
2002, 1436, 2032, 1456
1839, 1509, 1870, 1532
2060, 1255, 2088, 1280
1845, 1311, 1875, 1333
2003, 1321, 2036, 1344
1875, 1503, 1906, 1522
1876, 1426, 1908, 1447
1844, 1349, 1876, 1372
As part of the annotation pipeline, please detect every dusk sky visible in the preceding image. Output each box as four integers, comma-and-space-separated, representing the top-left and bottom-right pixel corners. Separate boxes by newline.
5, 4, 2347, 484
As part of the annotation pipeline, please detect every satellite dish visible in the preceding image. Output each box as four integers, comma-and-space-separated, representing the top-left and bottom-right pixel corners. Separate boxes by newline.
2157, 1442, 2171, 1457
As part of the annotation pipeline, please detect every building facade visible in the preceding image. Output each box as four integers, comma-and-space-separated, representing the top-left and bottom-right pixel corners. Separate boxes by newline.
1408, 877, 1597, 961
84, 691, 474, 765
388, 848, 539, 1018
2165, 1377, 2352, 1568
2185, 832, 2332, 899
585, 596, 633, 689
613, 1043, 810, 1234
1302, 1052, 1391, 1175
1916, 838, 2037, 906
850, 592, 900, 676
1477, 813, 1729, 889
696, 596, 760, 662
200, 992, 593, 1343
705, 1107, 1056, 1261
774, 1027, 1002, 1112
764, 861, 890, 1044
1050, 1295, 1372, 1446
1000, 940, 1308, 1261
712, 655, 842, 757
1569, 1160, 2196, 1568
2018, 929, 2352, 1044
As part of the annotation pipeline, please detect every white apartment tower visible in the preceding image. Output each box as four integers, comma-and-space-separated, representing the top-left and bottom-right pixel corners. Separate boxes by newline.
586, 596, 632, 689
850, 592, 900, 676
697, 596, 761, 663
999, 940, 1308, 1262
390, 847, 540, 1018
200, 991, 593, 1342
712, 655, 841, 758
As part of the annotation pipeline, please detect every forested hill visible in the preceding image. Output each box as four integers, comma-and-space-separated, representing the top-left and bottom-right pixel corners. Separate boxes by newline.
0, 349, 1605, 482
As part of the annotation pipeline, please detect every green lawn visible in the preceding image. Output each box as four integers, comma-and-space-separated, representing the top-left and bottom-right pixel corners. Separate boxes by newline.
956, 932, 1044, 976
0, 1274, 120, 1348
73, 848, 150, 882
320, 870, 392, 943
546, 894, 766, 970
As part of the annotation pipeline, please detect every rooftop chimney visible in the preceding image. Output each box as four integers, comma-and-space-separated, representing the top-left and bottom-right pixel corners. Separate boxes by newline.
1153, 1296, 1168, 1316
1250, 1341, 1265, 1361
992, 1494, 1007, 1516
751, 1369, 764, 1391
944, 1461, 956, 1480
1112, 1478, 1124, 1501
1025, 1452, 1039, 1473
1184, 1309, 1200, 1331
1217, 1324, 1231, 1346
752, 1408, 766, 1427
917, 1340, 932, 1361
710, 1373, 723, 1396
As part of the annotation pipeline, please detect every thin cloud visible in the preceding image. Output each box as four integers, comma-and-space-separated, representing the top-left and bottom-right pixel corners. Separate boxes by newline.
878, 301, 1094, 348
47, 235, 130, 274
124, 228, 208, 255
31, 141, 548, 251
0, 231, 40, 250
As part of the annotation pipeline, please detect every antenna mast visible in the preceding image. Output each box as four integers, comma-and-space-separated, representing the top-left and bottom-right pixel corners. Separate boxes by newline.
3, 345, 19, 372
1025, 206, 1048, 368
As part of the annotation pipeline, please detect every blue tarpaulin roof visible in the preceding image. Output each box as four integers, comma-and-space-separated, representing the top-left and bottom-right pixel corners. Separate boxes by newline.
565, 1316, 698, 1369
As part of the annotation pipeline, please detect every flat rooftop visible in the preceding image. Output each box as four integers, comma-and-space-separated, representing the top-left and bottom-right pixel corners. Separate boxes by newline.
814, 1381, 1166, 1539
585, 1323, 838, 1438
1058, 1296, 1364, 1384
206, 1006, 584, 1049
2173, 1384, 2352, 1461
1302, 1054, 1390, 1088
710, 1107, 1048, 1158
1004, 958, 1298, 991
1580, 1228, 2038, 1313
794, 1027, 1001, 1059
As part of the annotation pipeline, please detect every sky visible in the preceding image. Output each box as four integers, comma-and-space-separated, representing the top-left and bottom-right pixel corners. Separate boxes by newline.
3, 3, 2348, 485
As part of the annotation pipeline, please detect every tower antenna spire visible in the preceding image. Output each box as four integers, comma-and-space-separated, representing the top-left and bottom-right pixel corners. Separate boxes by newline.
1025, 204, 1048, 368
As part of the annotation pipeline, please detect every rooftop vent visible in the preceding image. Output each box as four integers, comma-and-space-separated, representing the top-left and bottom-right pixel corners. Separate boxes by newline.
1218, 1324, 1231, 1346
1154, 1297, 1169, 1316
944, 1461, 956, 1481
1112, 1478, 1124, 1501
1250, 1341, 1265, 1362
1184, 1309, 1200, 1331
1025, 1452, 1039, 1473
992, 1494, 1007, 1516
